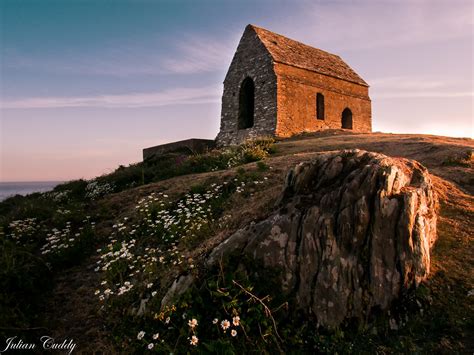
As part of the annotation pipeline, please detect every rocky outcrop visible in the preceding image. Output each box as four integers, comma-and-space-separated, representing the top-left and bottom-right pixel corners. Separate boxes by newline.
205, 150, 438, 327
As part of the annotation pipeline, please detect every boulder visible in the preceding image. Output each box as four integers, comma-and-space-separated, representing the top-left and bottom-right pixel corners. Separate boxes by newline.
206, 150, 438, 327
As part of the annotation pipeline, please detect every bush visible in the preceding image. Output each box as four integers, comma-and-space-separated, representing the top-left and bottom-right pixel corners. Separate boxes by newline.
442, 150, 472, 167
0, 232, 52, 332
90, 137, 276, 195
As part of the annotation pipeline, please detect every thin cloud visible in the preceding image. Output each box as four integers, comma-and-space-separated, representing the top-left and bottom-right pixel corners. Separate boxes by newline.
161, 35, 236, 74
370, 76, 446, 90
279, 0, 473, 52
373, 91, 474, 99
369, 76, 473, 98
1, 86, 221, 109
3, 32, 237, 77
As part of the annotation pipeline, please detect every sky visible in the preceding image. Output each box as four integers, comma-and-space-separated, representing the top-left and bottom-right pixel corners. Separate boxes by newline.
0, 0, 473, 182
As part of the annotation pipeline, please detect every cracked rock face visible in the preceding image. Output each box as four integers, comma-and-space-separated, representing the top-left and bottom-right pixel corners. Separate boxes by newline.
206, 150, 438, 327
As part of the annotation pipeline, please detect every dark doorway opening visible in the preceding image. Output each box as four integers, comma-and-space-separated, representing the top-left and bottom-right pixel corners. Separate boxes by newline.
341, 108, 353, 129
316, 93, 325, 120
238, 77, 255, 129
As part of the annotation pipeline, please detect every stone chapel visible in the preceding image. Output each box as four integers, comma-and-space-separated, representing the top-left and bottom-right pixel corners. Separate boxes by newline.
216, 25, 372, 146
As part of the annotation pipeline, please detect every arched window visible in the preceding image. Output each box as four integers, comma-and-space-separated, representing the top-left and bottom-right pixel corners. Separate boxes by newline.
341, 108, 353, 129
238, 77, 255, 129
316, 93, 325, 120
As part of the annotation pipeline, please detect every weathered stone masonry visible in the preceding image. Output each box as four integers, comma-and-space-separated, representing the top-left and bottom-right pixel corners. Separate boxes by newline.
216, 26, 278, 146
216, 25, 372, 146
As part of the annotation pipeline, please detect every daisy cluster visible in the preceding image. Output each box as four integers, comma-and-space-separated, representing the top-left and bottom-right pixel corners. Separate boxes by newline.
216, 148, 243, 169
40, 217, 95, 256
136, 329, 161, 350
235, 176, 268, 194
137, 311, 242, 350
94, 185, 229, 302
56, 208, 71, 215
94, 176, 271, 351
85, 180, 115, 200
216, 315, 241, 337
95, 176, 272, 299
226, 139, 273, 169
45, 189, 70, 202
7, 218, 40, 243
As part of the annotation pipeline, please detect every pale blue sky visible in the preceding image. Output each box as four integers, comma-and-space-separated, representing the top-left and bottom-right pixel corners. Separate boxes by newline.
1, 0, 473, 181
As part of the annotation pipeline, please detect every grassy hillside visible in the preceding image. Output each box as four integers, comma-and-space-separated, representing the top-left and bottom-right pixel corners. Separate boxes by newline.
1, 132, 472, 353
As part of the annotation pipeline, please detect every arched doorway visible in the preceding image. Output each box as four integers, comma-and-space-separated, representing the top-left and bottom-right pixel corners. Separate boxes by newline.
238, 77, 255, 129
341, 108, 353, 129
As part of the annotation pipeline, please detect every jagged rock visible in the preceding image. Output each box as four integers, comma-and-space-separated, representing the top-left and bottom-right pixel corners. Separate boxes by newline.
206, 150, 438, 327
161, 274, 194, 309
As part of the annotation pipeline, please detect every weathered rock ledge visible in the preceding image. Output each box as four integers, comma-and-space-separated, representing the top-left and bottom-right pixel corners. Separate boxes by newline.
165, 150, 438, 327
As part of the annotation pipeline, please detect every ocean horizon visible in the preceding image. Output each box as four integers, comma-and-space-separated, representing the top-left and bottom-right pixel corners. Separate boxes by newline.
0, 181, 64, 201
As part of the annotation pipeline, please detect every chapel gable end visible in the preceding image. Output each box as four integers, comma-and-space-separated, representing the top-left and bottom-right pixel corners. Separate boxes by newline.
218, 25, 278, 145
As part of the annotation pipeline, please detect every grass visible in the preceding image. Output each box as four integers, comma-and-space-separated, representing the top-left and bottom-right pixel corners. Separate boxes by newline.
0, 138, 275, 340
0, 204, 96, 338
96, 137, 276, 193
0, 133, 472, 353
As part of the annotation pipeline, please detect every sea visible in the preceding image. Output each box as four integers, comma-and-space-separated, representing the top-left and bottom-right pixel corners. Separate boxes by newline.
0, 181, 63, 202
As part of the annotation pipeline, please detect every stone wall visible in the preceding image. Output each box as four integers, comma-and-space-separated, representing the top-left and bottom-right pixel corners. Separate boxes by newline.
275, 63, 372, 137
216, 26, 277, 146
143, 138, 215, 160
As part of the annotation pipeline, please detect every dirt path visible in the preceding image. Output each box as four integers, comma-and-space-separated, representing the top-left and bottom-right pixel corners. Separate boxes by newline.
40, 255, 115, 353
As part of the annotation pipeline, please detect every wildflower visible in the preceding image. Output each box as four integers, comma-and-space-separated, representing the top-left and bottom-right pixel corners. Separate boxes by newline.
165, 317, 170, 324
152, 333, 159, 340
212, 318, 218, 324
147, 343, 154, 349
233, 316, 240, 327
189, 335, 198, 346
147, 283, 153, 289
94, 290, 100, 295
151, 291, 157, 297
137, 331, 145, 340
231, 329, 237, 337
188, 318, 198, 329
221, 319, 230, 331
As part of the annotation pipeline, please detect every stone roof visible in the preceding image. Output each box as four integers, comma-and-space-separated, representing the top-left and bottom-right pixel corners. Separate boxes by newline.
249, 25, 368, 87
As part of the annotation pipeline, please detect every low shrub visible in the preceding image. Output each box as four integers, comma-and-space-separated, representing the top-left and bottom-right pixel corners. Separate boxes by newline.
92, 137, 276, 194
0, 234, 52, 333
442, 150, 472, 167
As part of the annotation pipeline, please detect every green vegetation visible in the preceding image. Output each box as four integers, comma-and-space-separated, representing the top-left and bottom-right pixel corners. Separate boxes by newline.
0, 138, 274, 340
442, 150, 473, 167
93, 175, 275, 352
0, 207, 96, 335
97, 137, 275, 193
0, 135, 472, 353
